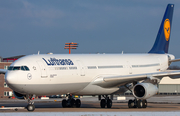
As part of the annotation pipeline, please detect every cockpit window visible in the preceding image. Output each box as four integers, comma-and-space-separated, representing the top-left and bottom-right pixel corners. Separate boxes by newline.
21, 66, 25, 71
8, 66, 13, 70
24, 66, 30, 71
8, 66, 30, 71
13, 67, 21, 70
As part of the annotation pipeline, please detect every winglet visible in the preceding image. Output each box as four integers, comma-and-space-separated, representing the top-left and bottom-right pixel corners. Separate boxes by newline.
148, 4, 174, 54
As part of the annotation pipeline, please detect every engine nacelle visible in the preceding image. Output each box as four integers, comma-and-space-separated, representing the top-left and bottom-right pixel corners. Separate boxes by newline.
132, 83, 158, 99
13, 91, 26, 99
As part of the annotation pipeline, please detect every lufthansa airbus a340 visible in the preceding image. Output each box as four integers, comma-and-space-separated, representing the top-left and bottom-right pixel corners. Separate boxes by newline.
1, 4, 180, 111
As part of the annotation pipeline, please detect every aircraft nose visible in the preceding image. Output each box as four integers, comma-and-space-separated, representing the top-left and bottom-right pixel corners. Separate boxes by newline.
5, 71, 18, 86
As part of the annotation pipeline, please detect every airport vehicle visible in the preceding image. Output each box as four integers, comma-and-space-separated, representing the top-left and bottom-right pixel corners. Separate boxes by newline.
1, 4, 180, 111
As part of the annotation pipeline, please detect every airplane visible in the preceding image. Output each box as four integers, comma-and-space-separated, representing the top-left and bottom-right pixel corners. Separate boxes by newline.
0, 4, 180, 111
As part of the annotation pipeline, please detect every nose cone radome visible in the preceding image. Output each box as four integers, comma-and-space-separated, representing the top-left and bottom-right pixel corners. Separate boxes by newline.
5, 71, 18, 86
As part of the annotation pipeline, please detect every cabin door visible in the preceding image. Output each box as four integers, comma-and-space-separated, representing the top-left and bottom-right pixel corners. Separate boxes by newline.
127, 61, 132, 74
37, 61, 48, 78
77, 60, 85, 76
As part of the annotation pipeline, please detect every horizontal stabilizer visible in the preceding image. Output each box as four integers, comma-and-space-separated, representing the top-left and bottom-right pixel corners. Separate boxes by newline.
169, 58, 180, 63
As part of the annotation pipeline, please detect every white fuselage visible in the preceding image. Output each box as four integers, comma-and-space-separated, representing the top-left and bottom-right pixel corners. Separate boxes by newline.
5, 53, 172, 96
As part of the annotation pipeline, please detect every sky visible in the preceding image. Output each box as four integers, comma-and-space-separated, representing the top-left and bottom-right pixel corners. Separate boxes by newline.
1, 0, 180, 65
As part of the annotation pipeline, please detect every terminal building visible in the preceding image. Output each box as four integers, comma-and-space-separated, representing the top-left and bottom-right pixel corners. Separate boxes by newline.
0, 55, 180, 98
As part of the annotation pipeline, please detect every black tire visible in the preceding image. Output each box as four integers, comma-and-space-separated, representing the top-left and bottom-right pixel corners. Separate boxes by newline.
75, 99, 81, 108
62, 99, 67, 108
70, 99, 76, 108
142, 99, 147, 108
107, 99, 112, 108
100, 99, 106, 108
128, 99, 134, 108
137, 99, 143, 108
27, 104, 35, 111
133, 99, 137, 108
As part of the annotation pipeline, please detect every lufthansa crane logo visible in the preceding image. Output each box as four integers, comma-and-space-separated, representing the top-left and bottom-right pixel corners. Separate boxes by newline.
164, 19, 170, 41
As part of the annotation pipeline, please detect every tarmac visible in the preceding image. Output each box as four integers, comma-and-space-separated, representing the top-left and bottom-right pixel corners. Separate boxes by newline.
0, 95, 180, 115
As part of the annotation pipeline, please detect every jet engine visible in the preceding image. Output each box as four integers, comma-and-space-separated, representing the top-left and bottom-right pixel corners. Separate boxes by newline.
132, 83, 158, 99
13, 91, 26, 99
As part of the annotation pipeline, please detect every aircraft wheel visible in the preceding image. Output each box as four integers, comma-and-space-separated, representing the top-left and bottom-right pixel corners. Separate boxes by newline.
62, 99, 67, 108
128, 99, 134, 108
100, 99, 106, 108
137, 99, 143, 108
107, 99, 112, 108
27, 104, 35, 111
142, 99, 147, 108
70, 99, 76, 108
75, 99, 81, 108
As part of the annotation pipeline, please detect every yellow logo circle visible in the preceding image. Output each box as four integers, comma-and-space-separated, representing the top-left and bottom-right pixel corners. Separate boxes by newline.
164, 19, 170, 41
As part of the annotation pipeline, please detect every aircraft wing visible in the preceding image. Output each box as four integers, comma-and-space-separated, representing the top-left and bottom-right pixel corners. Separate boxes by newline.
0, 69, 7, 74
93, 70, 180, 88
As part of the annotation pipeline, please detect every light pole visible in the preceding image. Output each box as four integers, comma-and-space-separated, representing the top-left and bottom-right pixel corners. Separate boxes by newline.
64, 42, 78, 54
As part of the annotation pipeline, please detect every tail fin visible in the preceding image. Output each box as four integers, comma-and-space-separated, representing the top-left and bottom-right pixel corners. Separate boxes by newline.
148, 4, 174, 54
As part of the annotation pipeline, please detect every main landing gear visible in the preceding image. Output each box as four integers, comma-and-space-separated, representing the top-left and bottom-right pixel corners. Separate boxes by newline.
62, 94, 81, 108
128, 98, 147, 108
100, 95, 112, 108
125, 83, 147, 109
26, 95, 35, 111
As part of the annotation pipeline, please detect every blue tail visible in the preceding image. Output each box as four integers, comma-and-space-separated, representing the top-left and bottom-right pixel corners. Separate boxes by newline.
148, 4, 174, 54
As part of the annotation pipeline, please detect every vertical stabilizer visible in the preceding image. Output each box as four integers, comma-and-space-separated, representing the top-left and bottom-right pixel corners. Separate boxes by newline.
148, 4, 174, 54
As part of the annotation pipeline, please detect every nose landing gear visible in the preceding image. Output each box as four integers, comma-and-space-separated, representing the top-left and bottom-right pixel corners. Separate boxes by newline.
26, 95, 35, 111
27, 104, 35, 111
